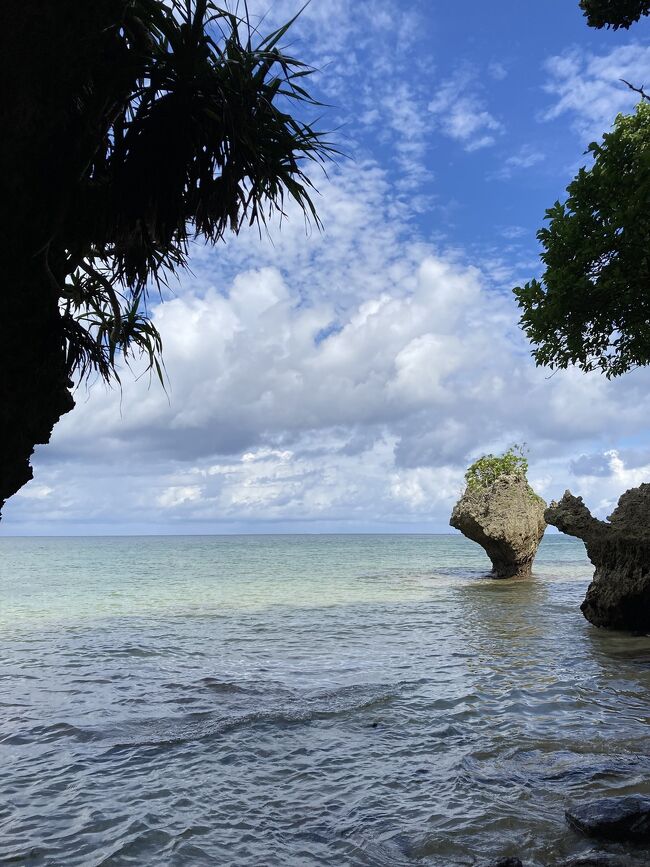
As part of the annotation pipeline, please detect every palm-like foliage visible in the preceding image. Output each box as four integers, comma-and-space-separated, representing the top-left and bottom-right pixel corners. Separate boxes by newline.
58, 0, 333, 386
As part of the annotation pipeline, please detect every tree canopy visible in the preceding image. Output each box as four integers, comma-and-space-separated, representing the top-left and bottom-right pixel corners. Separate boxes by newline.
514, 102, 650, 378
580, 0, 650, 29
516, 2, 650, 379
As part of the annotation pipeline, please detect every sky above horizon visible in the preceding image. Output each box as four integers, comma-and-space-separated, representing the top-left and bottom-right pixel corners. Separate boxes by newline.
6, 0, 650, 535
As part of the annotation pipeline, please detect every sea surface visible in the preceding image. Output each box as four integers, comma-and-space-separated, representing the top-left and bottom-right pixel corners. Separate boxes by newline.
0, 534, 649, 867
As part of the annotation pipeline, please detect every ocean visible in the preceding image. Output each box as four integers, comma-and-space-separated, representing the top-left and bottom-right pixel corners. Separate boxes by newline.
1, 534, 649, 866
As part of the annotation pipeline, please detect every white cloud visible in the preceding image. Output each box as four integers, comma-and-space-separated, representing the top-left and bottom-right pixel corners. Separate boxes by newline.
557, 449, 650, 519
428, 68, 503, 151
241, 0, 433, 194
488, 61, 508, 81
157, 485, 203, 508
489, 144, 546, 181
542, 43, 650, 140
15, 484, 53, 501
500, 226, 527, 240
381, 82, 436, 188
51, 248, 512, 458
7, 13, 650, 535
6, 152, 650, 533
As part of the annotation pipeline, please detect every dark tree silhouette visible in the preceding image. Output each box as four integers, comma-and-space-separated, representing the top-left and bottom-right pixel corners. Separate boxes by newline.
0, 1, 332, 515
515, 104, 650, 378
580, 0, 650, 29
515, 3, 650, 378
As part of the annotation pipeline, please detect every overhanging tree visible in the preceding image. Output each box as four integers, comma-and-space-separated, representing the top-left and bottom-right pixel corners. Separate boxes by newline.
580, 0, 650, 29
515, 2, 650, 378
0, 1, 332, 515
514, 102, 650, 378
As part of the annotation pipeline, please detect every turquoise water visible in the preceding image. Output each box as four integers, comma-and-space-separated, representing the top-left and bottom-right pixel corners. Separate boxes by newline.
0, 534, 649, 866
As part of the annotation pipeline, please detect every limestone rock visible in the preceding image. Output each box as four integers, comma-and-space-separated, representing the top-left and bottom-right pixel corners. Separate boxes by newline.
565, 796, 650, 842
545, 486, 650, 631
450, 475, 546, 578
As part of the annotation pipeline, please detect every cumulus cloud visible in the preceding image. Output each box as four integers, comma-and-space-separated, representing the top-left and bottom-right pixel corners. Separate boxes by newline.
47, 250, 514, 461
562, 450, 650, 518
11, 160, 650, 533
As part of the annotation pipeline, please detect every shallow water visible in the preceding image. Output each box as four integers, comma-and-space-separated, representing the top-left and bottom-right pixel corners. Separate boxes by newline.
0, 534, 649, 866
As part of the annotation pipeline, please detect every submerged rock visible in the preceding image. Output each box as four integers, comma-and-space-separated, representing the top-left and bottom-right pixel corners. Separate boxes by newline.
565, 795, 650, 842
480, 859, 523, 867
450, 474, 547, 578
545, 486, 650, 631
560, 855, 631, 867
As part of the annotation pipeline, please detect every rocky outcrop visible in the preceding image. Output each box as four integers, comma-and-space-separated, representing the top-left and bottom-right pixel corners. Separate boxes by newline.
450, 475, 547, 578
545, 486, 650, 631
565, 796, 650, 842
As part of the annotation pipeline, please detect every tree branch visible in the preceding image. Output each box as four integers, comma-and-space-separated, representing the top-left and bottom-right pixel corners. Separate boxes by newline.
621, 78, 650, 101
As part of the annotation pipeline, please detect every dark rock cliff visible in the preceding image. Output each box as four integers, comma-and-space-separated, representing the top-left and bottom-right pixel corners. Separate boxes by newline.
546, 485, 650, 631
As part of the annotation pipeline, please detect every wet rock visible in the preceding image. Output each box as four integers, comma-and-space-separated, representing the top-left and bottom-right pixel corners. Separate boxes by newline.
565, 795, 650, 842
480, 858, 523, 867
450, 474, 546, 578
560, 854, 630, 867
546, 486, 650, 631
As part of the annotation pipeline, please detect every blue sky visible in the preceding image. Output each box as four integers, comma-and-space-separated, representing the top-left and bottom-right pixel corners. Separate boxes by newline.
6, 0, 650, 535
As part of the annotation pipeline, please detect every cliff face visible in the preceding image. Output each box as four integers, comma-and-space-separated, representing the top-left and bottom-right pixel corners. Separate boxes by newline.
0, 262, 75, 517
450, 475, 547, 578
0, 3, 121, 516
545, 486, 650, 631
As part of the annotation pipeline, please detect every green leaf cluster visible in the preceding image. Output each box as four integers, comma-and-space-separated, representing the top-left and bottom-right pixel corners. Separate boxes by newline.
580, 0, 650, 29
464, 445, 529, 491
514, 102, 650, 378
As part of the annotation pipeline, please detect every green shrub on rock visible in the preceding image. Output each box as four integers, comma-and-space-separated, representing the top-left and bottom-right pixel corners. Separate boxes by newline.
464, 445, 529, 491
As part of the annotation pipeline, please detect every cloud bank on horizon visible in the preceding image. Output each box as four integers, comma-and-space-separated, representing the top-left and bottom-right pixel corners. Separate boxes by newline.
8, 0, 650, 534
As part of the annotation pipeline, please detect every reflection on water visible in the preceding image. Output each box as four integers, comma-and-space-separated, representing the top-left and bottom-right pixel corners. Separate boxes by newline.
0, 534, 648, 866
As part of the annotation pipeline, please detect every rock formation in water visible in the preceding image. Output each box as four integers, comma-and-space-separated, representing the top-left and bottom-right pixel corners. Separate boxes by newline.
545, 485, 650, 631
450, 474, 547, 578
565, 795, 650, 842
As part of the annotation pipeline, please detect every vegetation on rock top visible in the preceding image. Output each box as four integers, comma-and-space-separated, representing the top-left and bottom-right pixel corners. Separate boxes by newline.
464, 445, 529, 491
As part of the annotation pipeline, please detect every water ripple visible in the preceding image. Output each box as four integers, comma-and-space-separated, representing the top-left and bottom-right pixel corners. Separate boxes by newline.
0, 535, 649, 866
